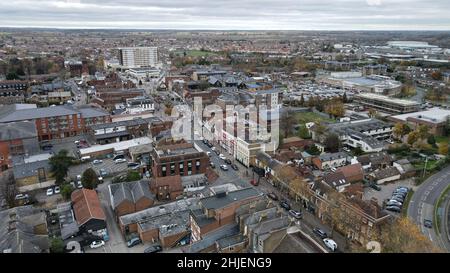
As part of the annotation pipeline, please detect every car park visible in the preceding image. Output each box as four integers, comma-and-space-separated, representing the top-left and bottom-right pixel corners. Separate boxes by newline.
46, 188, 54, 196
289, 210, 302, 219
280, 201, 291, 210
323, 238, 337, 252
90, 240, 105, 249
313, 228, 328, 239
127, 237, 141, 248
220, 165, 228, 171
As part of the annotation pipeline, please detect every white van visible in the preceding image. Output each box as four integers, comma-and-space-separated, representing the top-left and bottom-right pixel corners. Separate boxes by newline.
80, 156, 91, 162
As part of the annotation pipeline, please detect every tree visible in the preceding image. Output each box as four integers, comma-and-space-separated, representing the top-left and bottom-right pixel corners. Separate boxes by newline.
342, 92, 348, 103
427, 135, 436, 146
61, 184, 74, 200
351, 147, 364, 156
298, 124, 311, 139
431, 71, 442, 81
438, 142, 449, 156
325, 100, 345, 119
324, 133, 341, 152
407, 131, 420, 146
81, 168, 99, 190
393, 123, 410, 139
198, 81, 210, 91
417, 125, 430, 139
280, 109, 296, 138
0, 171, 17, 208
300, 94, 305, 106
50, 237, 65, 253
378, 217, 441, 253
368, 108, 378, 118
306, 144, 321, 155
126, 170, 141, 182
49, 150, 74, 185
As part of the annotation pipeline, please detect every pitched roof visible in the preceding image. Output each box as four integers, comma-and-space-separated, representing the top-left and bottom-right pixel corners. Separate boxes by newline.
109, 180, 154, 209
71, 189, 106, 226
337, 163, 363, 182
322, 172, 349, 189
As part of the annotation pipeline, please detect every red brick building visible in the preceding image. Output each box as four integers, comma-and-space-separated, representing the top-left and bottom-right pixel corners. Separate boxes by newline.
150, 175, 183, 201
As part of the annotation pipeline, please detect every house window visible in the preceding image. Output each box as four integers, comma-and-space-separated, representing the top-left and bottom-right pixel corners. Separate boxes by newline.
170, 163, 175, 175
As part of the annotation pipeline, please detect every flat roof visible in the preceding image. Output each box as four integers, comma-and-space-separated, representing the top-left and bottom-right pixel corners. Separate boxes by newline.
356, 93, 420, 107
79, 137, 152, 155
390, 108, 450, 124
200, 187, 261, 210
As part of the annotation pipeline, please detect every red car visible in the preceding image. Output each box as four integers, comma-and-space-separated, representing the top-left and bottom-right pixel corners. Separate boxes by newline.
250, 179, 259, 186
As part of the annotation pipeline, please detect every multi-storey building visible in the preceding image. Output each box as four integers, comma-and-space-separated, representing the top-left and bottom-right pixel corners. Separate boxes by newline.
354, 93, 420, 114
118, 47, 158, 68
151, 140, 209, 178
0, 105, 110, 141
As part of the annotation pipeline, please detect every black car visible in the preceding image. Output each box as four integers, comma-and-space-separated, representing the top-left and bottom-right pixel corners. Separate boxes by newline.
214, 150, 220, 155
313, 228, 328, 239
144, 245, 162, 253
225, 159, 232, 165
267, 192, 278, 201
231, 164, 239, 171
42, 144, 53, 151
280, 201, 291, 210
424, 219, 433, 229
369, 183, 381, 191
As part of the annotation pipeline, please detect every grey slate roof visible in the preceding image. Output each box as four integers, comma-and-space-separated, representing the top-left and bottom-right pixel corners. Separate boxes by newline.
319, 152, 348, 162
0, 121, 37, 141
109, 180, 154, 209
200, 187, 260, 210
0, 105, 78, 122
12, 159, 50, 179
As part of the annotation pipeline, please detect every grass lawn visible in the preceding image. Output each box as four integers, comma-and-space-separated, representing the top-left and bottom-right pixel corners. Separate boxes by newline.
175, 50, 219, 57
435, 136, 450, 145
413, 159, 440, 171
295, 112, 336, 124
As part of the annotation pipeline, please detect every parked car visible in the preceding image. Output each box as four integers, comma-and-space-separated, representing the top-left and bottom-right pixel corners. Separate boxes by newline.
210, 162, 216, 169
323, 238, 338, 252
92, 159, 103, 164
280, 200, 291, 210
391, 196, 405, 203
77, 181, 83, 189
214, 150, 220, 155
99, 169, 107, 177
98, 176, 103, 183
424, 219, 433, 228
115, 158, 127, 164
224, 159, 232, 165
54, 186, 60, 194
267, 192, 278, 201
144, 245, 162, 253
387, 200, 403, 207
127, 237, 141, 248
90, 240, 105, 249
206, 151, 211, 157
76, 175, 82, 181
113, 154, 125, 161
250, 179, 259, 186
289, 210, 302, 219
313, 228, 328, 239
219, 154, 226, 160
386, 205, 401, 212
220, 164, 228, 171
211, 147, 216, 151
369, 183, 381, 191
46, 188, 54, 196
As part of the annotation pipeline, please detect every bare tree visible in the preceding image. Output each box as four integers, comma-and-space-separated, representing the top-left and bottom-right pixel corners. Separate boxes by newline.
0, 170, 17, 208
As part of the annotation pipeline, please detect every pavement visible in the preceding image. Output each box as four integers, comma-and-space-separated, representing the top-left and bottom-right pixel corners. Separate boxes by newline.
407, 165, 450, 252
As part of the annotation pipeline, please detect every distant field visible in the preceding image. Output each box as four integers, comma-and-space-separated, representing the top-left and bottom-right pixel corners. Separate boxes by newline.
295, 111, 336, 124
175, 50, 219, 57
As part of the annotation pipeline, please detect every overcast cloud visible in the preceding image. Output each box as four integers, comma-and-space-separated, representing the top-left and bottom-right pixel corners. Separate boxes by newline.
0, 0, 449, 30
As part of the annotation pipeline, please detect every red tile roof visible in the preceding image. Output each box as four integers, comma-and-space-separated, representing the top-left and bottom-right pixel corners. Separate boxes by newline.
71, 189, 106, 226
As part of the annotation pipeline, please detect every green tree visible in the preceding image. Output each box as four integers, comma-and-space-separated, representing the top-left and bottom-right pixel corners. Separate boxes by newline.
49, 150, 74, 185
126, 170, 141, 182
50, 237, 65, 253
427, 135, 436, 146
305, 144, 321, 155
324, 133, 341, 153
61, 184, 75, 200
81, 168, 99, 189
280, 109, 296, 138
351, 147, 364, 156
298, 124, 311, 139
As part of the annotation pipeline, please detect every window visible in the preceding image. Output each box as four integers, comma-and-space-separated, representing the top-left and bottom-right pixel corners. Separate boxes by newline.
170, 163, 175, 175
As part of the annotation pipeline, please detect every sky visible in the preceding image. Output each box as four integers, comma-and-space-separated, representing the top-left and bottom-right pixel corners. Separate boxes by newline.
0, 0, 449, 30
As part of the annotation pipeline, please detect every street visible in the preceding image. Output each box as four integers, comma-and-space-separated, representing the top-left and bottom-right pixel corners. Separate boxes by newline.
407, 165, 450, 252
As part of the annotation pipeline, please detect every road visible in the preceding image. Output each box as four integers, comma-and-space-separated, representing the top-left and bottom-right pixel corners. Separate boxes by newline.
407, 165, 450, 252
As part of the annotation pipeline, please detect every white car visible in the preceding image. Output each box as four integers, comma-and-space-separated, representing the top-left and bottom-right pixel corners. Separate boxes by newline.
92, 159, 103, 164
220, 164, 228, 171
219, 154, 226, 160
77, 181, 83, 189
211, 147, 216, 151
90, 240, 105, 249
54, 186, 61, 194
206, 151, 211, 157
98, 176, 103, 182
76, 175, 82, 181
115, 158, 127, 163
323, 238, 337, 252
46, 188, 54, 196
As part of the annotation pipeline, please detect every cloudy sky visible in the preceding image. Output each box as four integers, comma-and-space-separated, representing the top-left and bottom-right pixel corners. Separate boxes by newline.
0, 0, 449, 30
